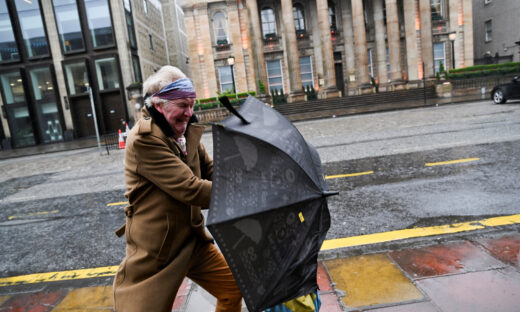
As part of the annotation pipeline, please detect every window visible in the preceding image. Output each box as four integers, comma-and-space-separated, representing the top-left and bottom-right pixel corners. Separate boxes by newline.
132, 55, 142, 83
0, 70, 35, 147
433, 42, 445, 74
64, 60, 89, 95
218, 66, 234, 92
53, 0, 85, 53
266, 60, 284, 93
95, 57, 120, 90
14, 0, 49, 58
213, 12, 228, 45
261, 8, 277, 39
143, 0, 148, 14
85, 0, 115, 48
0, 0, 20, 62
293, 4, 305, 32
328, 0, 336, 30
431, 0, 443, 20
124, 0, 137, 49
28, 66, 63, 143
299, 56, 313, 89
386, 47, 390, 80
485, 20, 492, 42
484, 0, 492, 4
148, 34, 153, 50
367, 49, 374, 78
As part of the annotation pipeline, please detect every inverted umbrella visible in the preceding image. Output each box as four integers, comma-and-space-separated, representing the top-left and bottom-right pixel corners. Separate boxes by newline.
207, 96, 337, 312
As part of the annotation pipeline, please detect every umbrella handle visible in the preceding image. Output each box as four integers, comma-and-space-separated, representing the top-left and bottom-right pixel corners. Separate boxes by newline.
323, 191, 339, 197
219, 96, 250, 124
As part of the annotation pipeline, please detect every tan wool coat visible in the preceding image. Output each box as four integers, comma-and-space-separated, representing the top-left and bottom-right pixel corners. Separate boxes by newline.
113, 109, 214, 311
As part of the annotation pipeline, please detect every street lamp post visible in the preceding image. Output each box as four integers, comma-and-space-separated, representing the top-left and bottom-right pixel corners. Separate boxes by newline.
449, 32, 457, 70
227, 56, 238, 101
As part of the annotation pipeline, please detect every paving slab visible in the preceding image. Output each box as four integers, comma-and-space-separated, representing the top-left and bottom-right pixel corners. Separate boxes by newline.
53, 286, 113, 311
368, 301, 439, 312
416, 268, 520, 312
389, 241, 505, 279
325, 254, 423, 310
0, 289, 67, 312
476, 233, 520, 267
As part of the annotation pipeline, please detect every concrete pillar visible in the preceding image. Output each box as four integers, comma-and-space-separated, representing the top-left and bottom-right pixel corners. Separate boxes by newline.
351, 0, 371, 88
403, 0, 419, 81
245, 0, 268, 94
462, 0, 474, 66
227, 1, 248, 94
385, 0, 403, 83
316, 0, 339, 98
341, 0, 357, 92
281, 0, 305, 102
373, 0, 388, 85
419, 0, 434, 78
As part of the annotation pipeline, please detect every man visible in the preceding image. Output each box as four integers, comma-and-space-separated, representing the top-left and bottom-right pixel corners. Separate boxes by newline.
113, 66, 242, 312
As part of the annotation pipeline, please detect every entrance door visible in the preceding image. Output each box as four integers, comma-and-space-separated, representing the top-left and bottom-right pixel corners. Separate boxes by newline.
70, 95, 96, 137
335, 63, 345, 96
100, 91, 126, 133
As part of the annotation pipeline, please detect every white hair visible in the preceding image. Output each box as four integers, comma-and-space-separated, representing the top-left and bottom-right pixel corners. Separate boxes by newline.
143, 65, 187, 107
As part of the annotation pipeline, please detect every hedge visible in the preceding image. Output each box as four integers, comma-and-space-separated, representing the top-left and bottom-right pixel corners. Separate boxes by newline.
194, 91, 257, 110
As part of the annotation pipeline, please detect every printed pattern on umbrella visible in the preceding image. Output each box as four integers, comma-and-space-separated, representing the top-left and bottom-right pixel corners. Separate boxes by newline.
207, 96, 334, 312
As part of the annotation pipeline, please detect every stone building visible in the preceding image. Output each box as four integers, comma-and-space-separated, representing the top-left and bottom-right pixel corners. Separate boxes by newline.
0, 0, 188, 149
472, 0, 520, 64
183, 0, 474, 101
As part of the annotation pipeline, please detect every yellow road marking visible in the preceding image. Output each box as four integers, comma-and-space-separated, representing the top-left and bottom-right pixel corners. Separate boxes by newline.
8, 210, 59, 220
425, 157, 480, 167
3, 214, 519, 287
325, 171, 374, 180
107, 201, 128, 207
0, 266, 119, 287
321, 214, 520, 251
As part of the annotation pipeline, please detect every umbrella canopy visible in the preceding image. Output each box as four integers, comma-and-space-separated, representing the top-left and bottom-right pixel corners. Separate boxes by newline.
207, 96, 335, 312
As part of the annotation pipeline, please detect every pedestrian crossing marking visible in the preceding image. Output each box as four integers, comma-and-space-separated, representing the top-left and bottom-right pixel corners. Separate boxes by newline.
107, 201, 128, 207
320, 214, 520, 251
425, 157, 480, 167
325, 171, 374, 180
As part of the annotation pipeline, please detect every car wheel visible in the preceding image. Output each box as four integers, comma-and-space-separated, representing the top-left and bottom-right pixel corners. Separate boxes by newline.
493, 89, 506, 104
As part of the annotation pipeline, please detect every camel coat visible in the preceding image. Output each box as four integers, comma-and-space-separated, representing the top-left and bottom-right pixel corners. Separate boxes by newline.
113, 109, 213, 311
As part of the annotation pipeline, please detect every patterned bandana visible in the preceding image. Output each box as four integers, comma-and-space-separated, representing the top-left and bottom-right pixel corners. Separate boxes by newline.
151, 77, 196, 100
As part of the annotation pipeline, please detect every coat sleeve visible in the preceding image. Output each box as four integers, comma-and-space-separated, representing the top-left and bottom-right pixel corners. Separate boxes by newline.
134, 134, 212, 208
198, 142, 213, 181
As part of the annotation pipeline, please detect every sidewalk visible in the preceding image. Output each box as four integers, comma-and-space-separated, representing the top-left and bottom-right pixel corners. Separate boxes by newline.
0, 230, 518, 311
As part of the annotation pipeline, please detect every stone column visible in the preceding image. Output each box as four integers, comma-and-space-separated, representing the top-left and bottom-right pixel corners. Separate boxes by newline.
341, 0, 357, 93
281, 0, 305, 102
385, 0, 403, 84
373, 0, 388, 85
351, 0, 371, 90
245, 0, 268, 95
419, 0, 434, 78
462, 0, 474, 66
403, 0, 419, 81
316, 0, 339, 98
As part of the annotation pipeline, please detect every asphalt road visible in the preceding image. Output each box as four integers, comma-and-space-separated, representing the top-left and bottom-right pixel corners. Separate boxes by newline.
1, 99, 519, 278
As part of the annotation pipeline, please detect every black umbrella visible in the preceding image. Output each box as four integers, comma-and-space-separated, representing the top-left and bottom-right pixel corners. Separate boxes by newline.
207, 96, 337, 312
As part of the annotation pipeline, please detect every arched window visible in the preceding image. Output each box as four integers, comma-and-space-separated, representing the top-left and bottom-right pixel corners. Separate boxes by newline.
212, 12, 228, 45
293, 3, 305, 32
261, 7, 277, 39
328, 0, 336, 30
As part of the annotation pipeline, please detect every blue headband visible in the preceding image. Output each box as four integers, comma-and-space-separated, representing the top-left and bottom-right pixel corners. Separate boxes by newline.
151, 78, 197, 100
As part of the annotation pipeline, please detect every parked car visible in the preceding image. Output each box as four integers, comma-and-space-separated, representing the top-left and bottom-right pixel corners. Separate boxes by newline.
491, 76, 520, 104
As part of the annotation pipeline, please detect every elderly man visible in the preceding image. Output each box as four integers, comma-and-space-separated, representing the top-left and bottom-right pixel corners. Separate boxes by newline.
113, 66, 242, 312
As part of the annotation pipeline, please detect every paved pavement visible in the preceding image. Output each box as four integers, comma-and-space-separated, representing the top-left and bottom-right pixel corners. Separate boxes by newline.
0, 230, 519, 311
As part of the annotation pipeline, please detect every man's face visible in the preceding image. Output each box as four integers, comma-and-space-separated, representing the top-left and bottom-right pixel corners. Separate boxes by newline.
154, 98, 195, 137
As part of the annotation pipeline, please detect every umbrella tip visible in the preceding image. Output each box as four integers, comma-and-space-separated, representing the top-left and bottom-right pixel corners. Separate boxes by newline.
323, 191, 339, 197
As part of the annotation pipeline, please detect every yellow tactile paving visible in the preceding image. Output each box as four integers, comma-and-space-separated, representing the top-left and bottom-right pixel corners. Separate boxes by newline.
53, 286, 113, 311
0, 295, 10, 305
325, 254, 423, 309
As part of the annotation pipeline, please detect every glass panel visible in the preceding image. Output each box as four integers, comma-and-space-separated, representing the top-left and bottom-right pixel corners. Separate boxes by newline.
431, 0, 443, 20
261, 8, 276, 38
0, 71, 35, 146
53, 0, 85, 53
218, 66, 233, 92
293, 5, 305, 31
95, 57, 120, 90
14, 0, 49, 57
0, 0, 20, 62
85, 0, 114, 48
124, 0, 136, 49
433, 42, 445, 74
28, 67, 63, 143
299, 56, 313, 88
266, 60, 283, 92
328, 1, 336, 28
213, 12, 228, 44
132, 55, 142, 82
64, 61, 89, 95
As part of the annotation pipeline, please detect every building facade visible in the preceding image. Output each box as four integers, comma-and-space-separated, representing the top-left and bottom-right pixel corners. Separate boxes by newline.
0, 0, 188, 149
183, 0, 474, 102
472, 0, 520, 64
